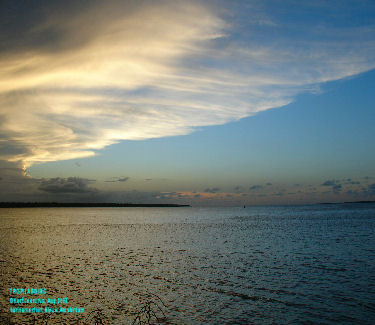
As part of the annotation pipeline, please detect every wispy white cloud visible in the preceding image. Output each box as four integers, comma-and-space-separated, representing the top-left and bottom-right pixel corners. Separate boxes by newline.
0, 0, 375, 168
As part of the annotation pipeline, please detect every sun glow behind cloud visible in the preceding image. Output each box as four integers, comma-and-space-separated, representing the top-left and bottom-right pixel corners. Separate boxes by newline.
1, 0, 375, 168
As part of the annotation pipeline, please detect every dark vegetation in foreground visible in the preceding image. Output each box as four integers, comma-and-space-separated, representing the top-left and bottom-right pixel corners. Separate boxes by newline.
0, 202, 190, 208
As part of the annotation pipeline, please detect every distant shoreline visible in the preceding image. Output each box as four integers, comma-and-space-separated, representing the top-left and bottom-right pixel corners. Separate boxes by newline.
0, 202, 190, 208
319, 200, 375, 205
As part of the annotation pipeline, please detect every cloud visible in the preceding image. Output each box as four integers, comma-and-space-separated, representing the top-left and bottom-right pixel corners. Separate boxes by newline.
321, 179, 342, 194
321, 180, 335, 186
249, 185, 263, 191
332, 184, 342, 194
364, 183, 375, 196
346, 189, 359, 196
233, 185, 244, 193
0, 160, 40, 199
204, 187, 220, 193
0, 160, 101, 201
38, 177, 97, 194
1, 1, 375, 168
105, 176, 129, 183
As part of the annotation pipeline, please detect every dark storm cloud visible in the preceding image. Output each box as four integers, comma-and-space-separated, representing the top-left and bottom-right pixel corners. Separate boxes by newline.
38, 177, 97, 194
0, 166, 24, 176
0, 160, 112, 202
0, 160, 28, 180
249, 185, 263, 191
0, 160, 44, 201
204, 187, 220, 193
0, 127, 34, 161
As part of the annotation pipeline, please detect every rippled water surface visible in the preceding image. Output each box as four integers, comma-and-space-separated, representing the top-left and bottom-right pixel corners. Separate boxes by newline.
1, 204, 375, 324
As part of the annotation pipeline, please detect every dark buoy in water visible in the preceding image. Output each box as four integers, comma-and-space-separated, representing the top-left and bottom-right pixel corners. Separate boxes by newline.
243, 205, 246, 208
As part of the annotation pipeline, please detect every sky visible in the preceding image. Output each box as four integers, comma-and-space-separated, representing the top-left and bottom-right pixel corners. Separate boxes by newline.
0, 0, 374, 206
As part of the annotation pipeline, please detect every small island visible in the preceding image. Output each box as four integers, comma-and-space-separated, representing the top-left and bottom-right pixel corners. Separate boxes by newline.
0, 202, 190, 208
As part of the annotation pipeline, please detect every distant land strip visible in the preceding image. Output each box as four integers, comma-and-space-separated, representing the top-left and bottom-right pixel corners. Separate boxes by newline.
319, 200, 375, 205
0, 202, 190, 208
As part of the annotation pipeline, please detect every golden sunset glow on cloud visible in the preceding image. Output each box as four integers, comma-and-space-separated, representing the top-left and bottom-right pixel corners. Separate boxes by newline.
1, 0, 375, 169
